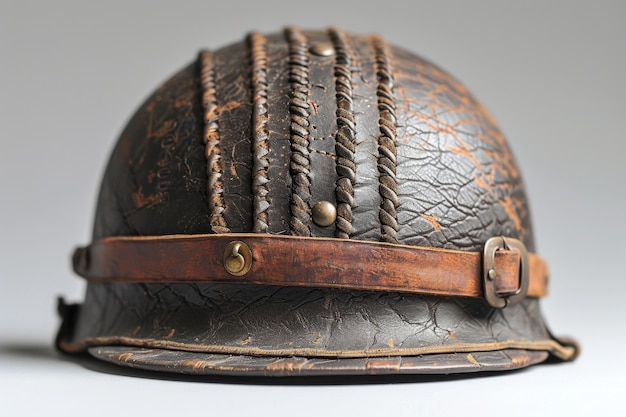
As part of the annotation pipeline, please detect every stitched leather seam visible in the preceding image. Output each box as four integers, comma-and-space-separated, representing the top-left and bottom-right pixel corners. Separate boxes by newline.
285, 27, 313, 237
199, 50, 229, 233
328, 27, 357, 239
248, 33, 271, 233
372, 35, 400, 244
60, 336, 576, 361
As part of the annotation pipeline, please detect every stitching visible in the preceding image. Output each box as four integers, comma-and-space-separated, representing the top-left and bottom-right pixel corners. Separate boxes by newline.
328, 28, 357, 239
199, 50, 229, 233
62, 336, 576, 361
248, 33, 271, 233
285, 27, 313, 236
371, 35, 400, 243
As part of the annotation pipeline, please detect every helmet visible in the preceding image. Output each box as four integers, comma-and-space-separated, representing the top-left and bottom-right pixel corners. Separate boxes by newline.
56, 27, 578, 376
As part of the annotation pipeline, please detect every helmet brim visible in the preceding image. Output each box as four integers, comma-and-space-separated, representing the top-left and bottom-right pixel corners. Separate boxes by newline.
87, 345, 549, 376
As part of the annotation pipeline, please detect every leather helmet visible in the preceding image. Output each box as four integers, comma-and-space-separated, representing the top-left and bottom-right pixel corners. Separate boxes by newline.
56, 27, 578, 376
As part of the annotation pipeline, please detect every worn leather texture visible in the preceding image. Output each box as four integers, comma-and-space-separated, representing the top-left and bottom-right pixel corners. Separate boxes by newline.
58, 28, 575, 376
72, 234, 550, 298
87, 347, 550, 376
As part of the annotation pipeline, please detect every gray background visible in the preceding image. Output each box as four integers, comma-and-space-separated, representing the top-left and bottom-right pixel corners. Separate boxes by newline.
1, 0, 625, 415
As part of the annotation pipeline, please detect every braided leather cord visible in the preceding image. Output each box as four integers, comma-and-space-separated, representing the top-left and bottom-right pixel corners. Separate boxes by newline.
328, 28, 357, 239
248, 33, 271, 233
199, 50, 229, 233
285, 27, 313, 236
372, 36, 400, 243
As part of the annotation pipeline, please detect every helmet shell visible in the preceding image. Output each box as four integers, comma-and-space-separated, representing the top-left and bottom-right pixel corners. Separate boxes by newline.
57, 28, 576, 376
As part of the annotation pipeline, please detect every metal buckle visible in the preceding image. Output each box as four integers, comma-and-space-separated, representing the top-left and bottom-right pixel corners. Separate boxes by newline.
483, 237, 529, 308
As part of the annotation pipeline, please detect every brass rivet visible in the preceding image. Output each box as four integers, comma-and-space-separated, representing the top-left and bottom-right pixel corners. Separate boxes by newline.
223, 241, 252, 276
312, 201, 337, 227
310, 42, 334, 57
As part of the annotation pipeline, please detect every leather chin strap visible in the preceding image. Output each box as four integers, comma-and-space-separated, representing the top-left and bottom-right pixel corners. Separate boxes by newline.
72, 233, 548, 308
73, 233, 548, 307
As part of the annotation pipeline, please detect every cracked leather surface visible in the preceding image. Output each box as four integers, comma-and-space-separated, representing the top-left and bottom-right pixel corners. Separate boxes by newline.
88, 346, 549, 376
59, 29, 570, 375
72, 283, 553, 353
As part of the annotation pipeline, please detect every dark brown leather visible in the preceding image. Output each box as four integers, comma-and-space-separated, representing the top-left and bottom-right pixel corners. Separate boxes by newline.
72, 234, 549, 299
57, 28, 577, 376
57, 285, 575, 367
87, 346, 551, 376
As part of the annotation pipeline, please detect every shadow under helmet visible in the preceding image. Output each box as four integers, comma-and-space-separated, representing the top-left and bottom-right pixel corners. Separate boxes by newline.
56, 27, 578, 376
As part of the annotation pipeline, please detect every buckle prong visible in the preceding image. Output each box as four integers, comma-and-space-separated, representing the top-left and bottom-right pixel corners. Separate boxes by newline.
483, 237, 529, 308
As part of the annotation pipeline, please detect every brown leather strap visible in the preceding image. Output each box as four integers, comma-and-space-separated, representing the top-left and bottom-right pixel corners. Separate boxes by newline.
73, 234, 548, 303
